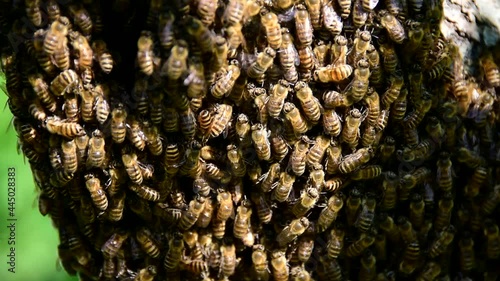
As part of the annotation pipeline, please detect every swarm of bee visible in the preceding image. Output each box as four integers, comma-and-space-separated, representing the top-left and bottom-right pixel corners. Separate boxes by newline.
1, 0, 500, 280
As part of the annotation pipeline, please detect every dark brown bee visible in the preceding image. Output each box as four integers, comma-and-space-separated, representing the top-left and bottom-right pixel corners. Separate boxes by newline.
136, 228, 160, 258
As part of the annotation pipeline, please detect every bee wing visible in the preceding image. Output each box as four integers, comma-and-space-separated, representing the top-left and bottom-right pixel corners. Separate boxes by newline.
367, 0, 379, 10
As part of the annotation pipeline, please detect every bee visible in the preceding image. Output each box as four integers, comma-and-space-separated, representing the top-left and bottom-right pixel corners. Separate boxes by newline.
140, 122, 162, 156
295, 81, 322, 124
464, 166, 488, 198
481, 185, 500, 216
403, 94, 432, 129
292, 188, 319, 218
135, 228, 160, 258
234, 199, 252, 240
436, 152, 453, 193
197, 0, 218, 26
205, 162, 231, 184
306, 135, 331, 168
352, 0, 369, 27
458, 232, 475, 272
359, 251, 377, 281
27, 99, 46, 122
122, 153, 143, 185
28, 74, 57, 112
127, 118, 147, 150
222, 0, 246, 26
434, 192, 454, 230
379, 9, 406, 44
129, 183, 160, 202
484, 221, 500, 259
109, 103, 127, 144
381, 75, 404, 109
251, 123, 272, 161
259, 163, 280, 193
137, 33, 154, 76
361, 88, 380, 127
195, 199, 214, 229
45, 116, 85, 138
164, 233, 184, 272
50, 69, 79, 96
389, 88, 407, 122
348, 59, 371, 102
480, 52, 500, 87
266, 79, 289, 118
273, 172, 295, 202
78, 88, 95, 123
185, 16, 214, 54
247, 47, 276, 81
251, 244, 270, 281
251, 87, 270, 125
270, 250, 289, 281
456, 147, 486, 169
86, 129, 106, 169
379, 43, 399, 73
351, 165, 382, 180
178, 196, 206, 231
322, 1, 343, 36
69, 31, 93, 70
162, 40, 189, 80
214, 190, 233, 223
220, 243, 238, 277
277, 217, 311, 248
101, 231, 129, 259
284, 102, 309, 135
94, 92, 110, 125
44, 16, 70, 55
226, 22, 246, 58
134, 266, 157, 281
293, 4, 313, 47
179, 108, 197, 140
344, 187, 362, 226
62, 93, 79, 121
340, 147, 373, 174
325, 141, 342, 175
298, 45, 315, 77
261, 10, 282, 49
235, 114, 251, 143
158, 12, 175, 52
417, 262, 441, 281
323, 109, 342, 137
355, 196, 377, 232
270, 134, 289, 162
92, 40, 114, 74
314, 64, 354, 83
225, 145, 246, 178
304, 0, 322, 29
317, 194, 344, 233
46, 0, 60, 22
407, 193, 425, 229
212, 61, 241, 99
331, 0, 350, 19
278, 28, 300, 70
341, 108, 364, 149
376, 213, 400, 245
84, 173, 108, 211
350, 30, 372, 64
346, 232, 376, 257
429, 226, 455, 258
106, 190, 126, 222
289, 136, 312, 176
68, 4, 92, 36
52, 36, 70, 71
399, 241, 421, 275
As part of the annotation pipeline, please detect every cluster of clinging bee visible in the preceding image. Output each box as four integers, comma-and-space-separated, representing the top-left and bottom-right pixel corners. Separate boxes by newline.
1, 0, 500, 280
